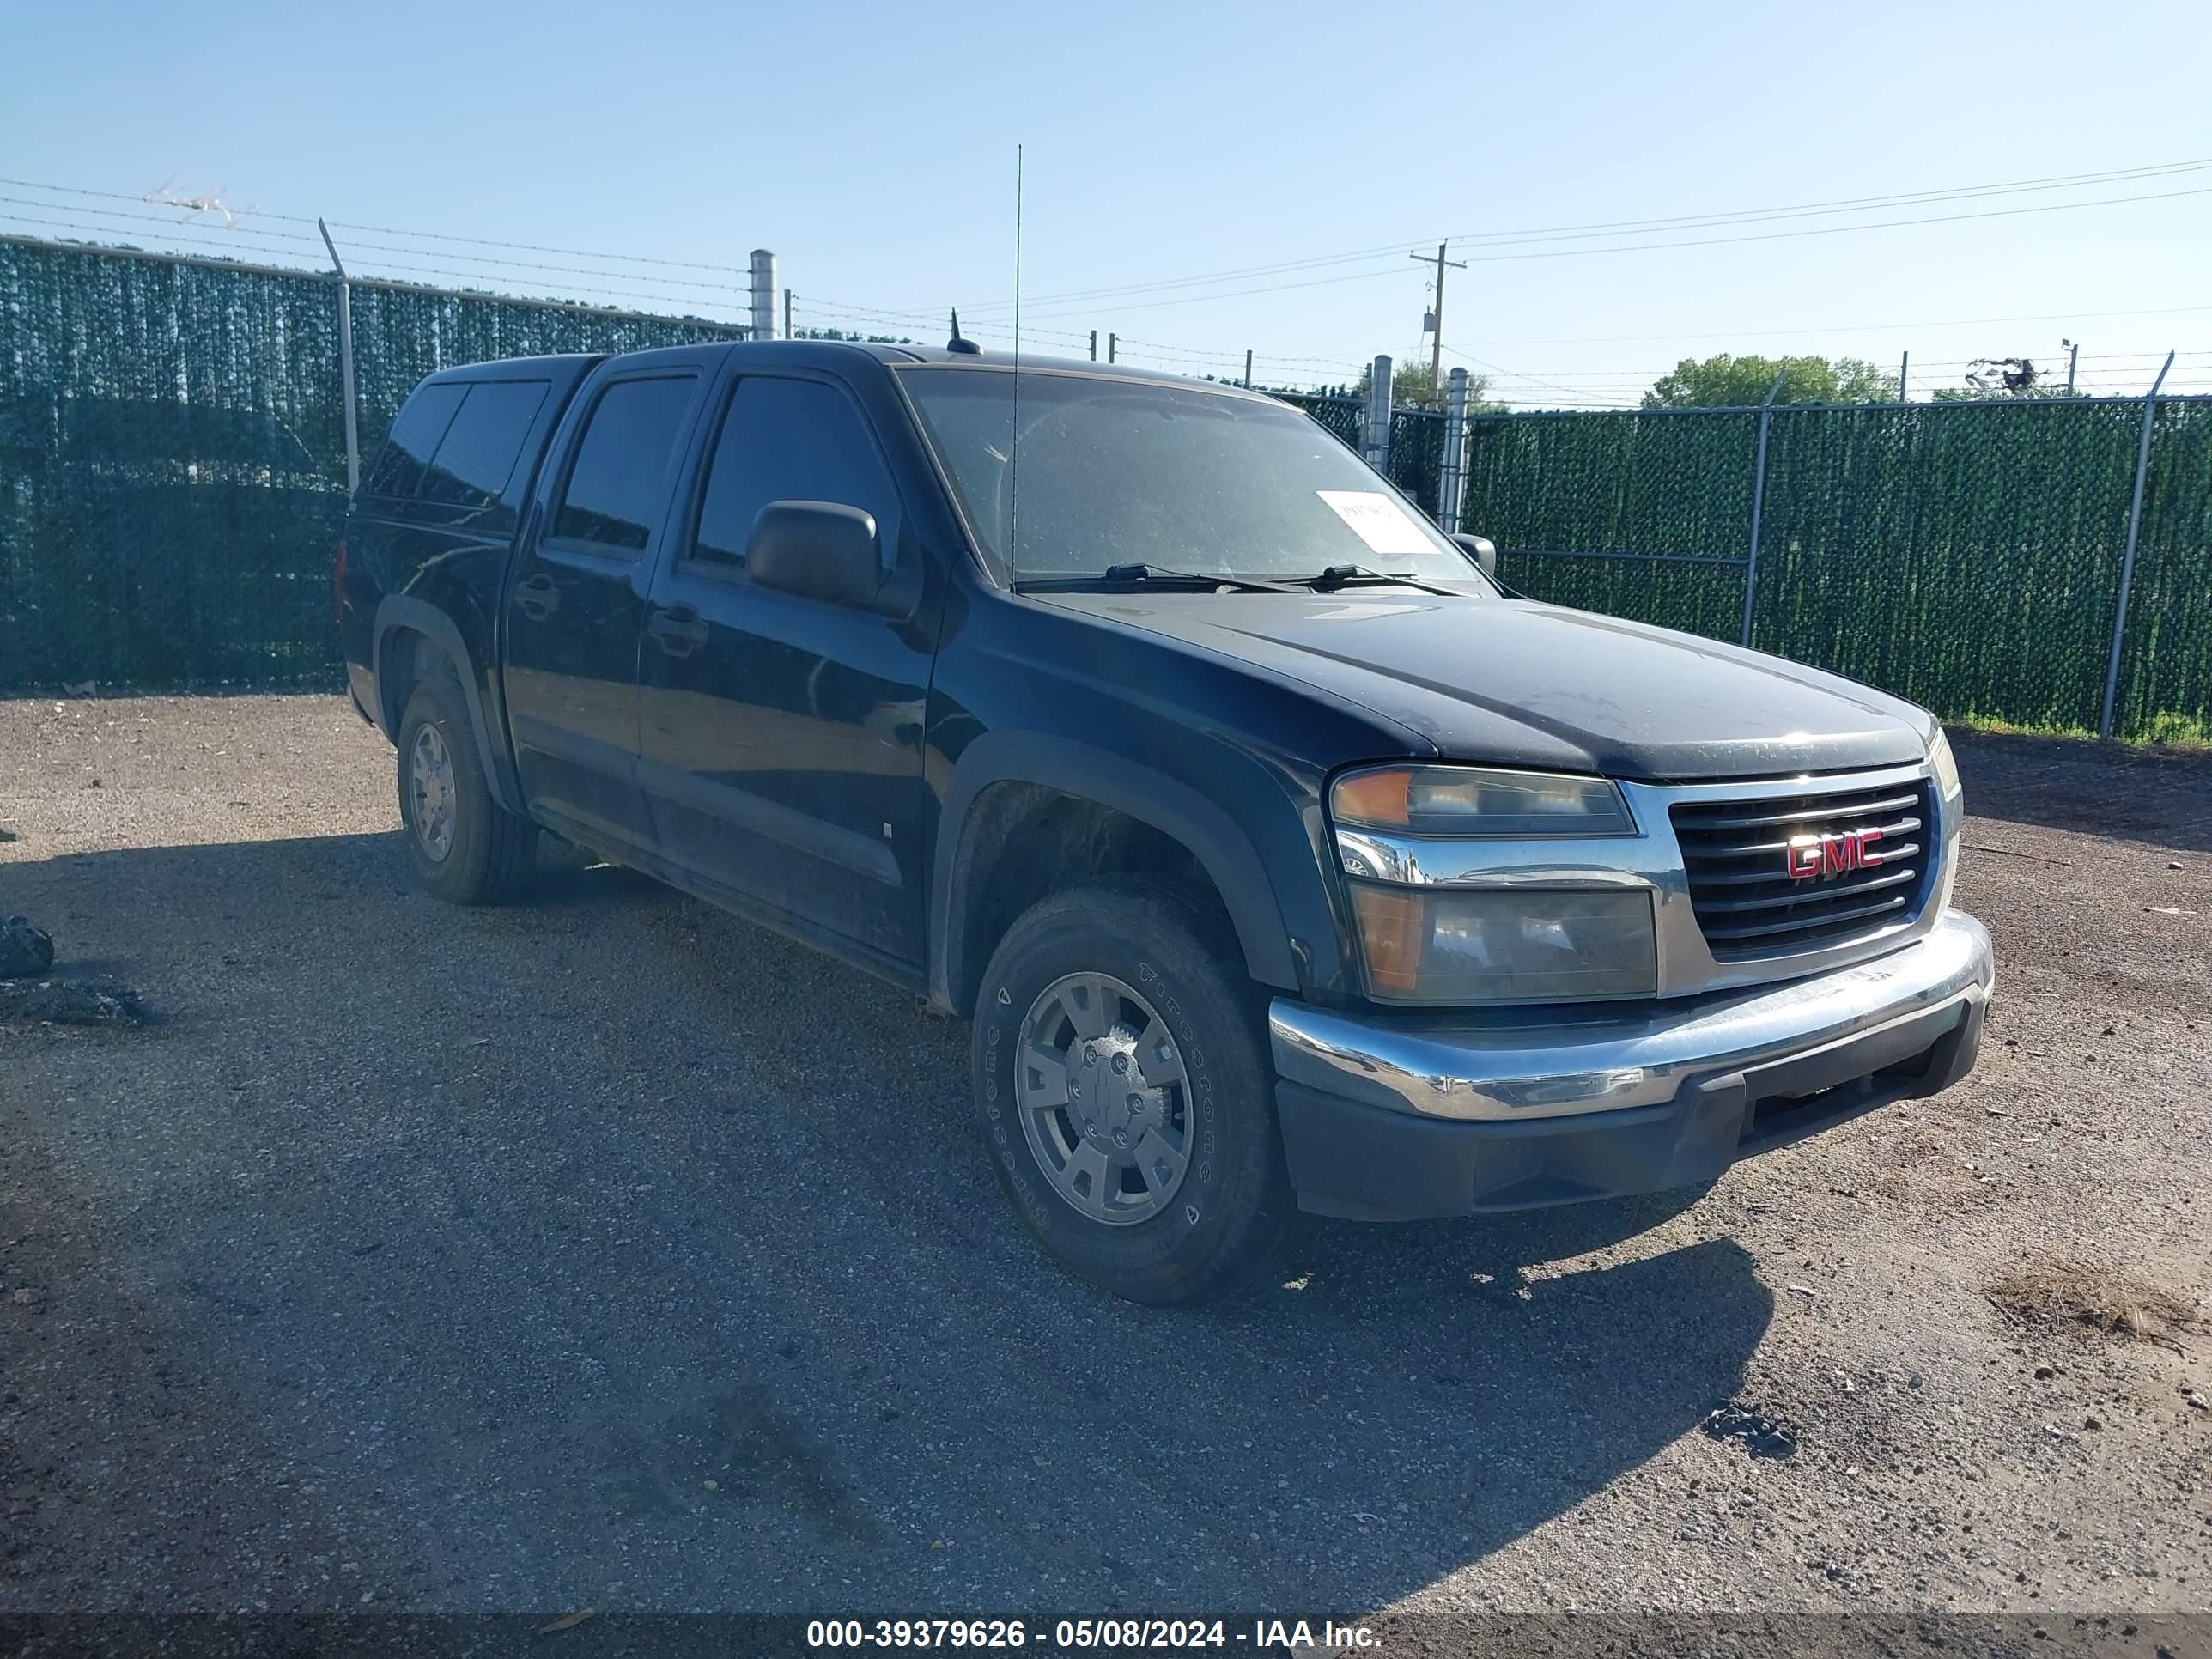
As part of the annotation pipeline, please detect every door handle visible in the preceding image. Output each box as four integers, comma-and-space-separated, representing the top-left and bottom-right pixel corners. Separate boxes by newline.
647, 603, 708, 656
514, 573, 559, 620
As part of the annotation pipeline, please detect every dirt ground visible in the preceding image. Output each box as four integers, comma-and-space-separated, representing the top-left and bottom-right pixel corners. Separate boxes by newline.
2, 696, 2209, 1622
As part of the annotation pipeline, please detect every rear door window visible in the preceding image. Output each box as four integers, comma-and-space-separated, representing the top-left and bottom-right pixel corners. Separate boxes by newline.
421, 380, 550, 518
362, 381, 466, 499
550, 374, 698, 555
692, 377, 901, 570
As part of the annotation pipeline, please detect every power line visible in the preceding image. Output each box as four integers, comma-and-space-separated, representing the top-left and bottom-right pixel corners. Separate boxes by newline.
1437, 157, 2212, 250
941, 155, 2212, 316
1008, 185, 2212, 323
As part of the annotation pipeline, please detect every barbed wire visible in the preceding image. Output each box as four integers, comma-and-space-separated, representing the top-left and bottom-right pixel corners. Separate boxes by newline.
0, 195, 755, 297
0, 175, 750, 274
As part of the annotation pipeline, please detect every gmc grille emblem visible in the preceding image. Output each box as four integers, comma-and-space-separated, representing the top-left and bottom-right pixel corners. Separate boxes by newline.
1786, 826, 1884, 880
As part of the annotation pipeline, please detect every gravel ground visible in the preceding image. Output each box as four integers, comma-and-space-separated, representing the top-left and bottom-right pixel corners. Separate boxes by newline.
2, 695, 2208, 1620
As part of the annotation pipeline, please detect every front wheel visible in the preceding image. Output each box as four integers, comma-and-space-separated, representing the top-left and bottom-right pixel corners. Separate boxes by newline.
971, 876, 1296, 1304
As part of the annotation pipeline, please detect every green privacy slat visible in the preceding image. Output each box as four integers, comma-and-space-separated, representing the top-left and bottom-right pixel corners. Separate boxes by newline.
0, 239, 738, 690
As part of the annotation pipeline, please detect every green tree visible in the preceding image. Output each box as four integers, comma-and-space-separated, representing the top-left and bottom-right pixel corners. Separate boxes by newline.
1642, 353, 1894, 409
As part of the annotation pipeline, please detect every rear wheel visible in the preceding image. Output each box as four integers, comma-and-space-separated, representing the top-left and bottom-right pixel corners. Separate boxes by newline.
971, 876, 1296, 1304
396, 673, 538, 905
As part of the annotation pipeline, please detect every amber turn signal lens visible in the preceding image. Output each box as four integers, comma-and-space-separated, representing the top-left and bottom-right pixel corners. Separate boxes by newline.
1332, 768, 1413, 830
1347, 885, 1425, 993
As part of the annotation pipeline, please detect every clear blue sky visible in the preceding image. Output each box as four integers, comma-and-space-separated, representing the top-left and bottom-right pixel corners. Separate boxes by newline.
4, 0, 2209, 404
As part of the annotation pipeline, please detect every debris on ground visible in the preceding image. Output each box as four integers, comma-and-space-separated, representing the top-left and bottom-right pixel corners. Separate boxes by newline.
0, 916, 55, 977
0, 976, 155, 1027
1703, 1401, 1798, 1459
1987, 1262, 2198, 1350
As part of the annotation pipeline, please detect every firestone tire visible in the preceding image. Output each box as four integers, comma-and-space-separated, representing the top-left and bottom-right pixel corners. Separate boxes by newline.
971, 875, 1297, 1305
395, 674, 538, 906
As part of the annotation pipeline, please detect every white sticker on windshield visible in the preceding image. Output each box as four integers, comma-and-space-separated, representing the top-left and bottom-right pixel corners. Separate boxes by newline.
1316, 489, 1431, 557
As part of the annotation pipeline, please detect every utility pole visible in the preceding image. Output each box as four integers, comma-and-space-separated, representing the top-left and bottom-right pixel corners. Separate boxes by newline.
784, 288, 793, 340
1089, 329, 1097, 362
1243, 348, 1254, 389
2064, 338, 2080, 394
1898, 350, 1908, 404
1108, 332, 1116, 363
1410, 242, 1467, 404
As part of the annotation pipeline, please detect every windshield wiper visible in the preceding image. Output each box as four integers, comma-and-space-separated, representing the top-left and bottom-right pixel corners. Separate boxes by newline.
1013, 563, 1303, 594
1298, 563, 1457, 595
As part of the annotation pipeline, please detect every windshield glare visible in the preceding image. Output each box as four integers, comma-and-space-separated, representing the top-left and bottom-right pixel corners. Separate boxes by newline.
898, 367, 1479, 584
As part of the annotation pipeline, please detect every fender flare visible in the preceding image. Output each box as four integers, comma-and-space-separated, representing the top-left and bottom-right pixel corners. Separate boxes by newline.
928, 730, 1302, 1011
372, 594, 524, 815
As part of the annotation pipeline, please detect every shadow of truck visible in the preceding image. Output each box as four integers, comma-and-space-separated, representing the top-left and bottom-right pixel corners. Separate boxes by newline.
2, 828, 1771, 1610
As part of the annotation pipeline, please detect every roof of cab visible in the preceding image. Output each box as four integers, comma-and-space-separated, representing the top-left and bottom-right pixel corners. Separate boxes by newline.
413, 340, 1279, 404
576, 337, 1279, 398
420, 352, 603, 384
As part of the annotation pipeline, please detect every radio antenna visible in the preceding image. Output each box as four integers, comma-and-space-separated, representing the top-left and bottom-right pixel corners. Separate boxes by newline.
1011, 142, 1024, 580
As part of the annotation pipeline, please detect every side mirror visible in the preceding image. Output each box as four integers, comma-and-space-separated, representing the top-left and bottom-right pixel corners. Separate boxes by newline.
1451, 532, 1498, 578
748, 501, 884, 608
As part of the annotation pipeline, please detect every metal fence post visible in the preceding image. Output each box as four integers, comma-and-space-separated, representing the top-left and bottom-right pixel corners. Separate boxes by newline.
749, 249, 777, 340
1364, 355, 1393, 474
316, 219, 359, 495
1441, 366, 1469, 532
2098, 350, 2175, 739
1738, 372, 1786, 647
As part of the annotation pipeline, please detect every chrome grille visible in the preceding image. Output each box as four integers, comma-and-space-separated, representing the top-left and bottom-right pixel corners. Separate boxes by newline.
1670, 777, 1936, 960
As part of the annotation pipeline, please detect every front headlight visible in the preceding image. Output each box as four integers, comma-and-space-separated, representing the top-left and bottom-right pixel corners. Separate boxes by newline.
1348, 884, 1656, 1003
1928, 726, 1961, 801
1332, 764, 1633, 837
1330, 764, 1655, 1003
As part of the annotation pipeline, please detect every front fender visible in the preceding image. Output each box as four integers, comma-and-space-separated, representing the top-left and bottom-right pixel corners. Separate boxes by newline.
929, 729, 1311, 1012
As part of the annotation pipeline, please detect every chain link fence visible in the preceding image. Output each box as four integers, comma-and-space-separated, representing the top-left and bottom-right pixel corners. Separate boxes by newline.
1276, 392, 1450, 518
0, 236, 738, 689
4, 233, 2208, 744
1454, 397, 2211, 744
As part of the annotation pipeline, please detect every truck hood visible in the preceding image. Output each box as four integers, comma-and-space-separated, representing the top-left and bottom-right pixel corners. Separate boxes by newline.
1038, 591, 1935, 781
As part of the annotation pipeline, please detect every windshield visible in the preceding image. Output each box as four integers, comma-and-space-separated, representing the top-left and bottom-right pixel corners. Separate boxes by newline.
897, 366, 1482, 585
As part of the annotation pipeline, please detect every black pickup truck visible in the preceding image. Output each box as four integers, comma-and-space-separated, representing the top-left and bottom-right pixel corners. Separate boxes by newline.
336, 339, 1993, 1304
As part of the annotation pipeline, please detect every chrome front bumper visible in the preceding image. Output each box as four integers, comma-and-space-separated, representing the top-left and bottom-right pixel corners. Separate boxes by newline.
1270, 908, 1994, 1124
